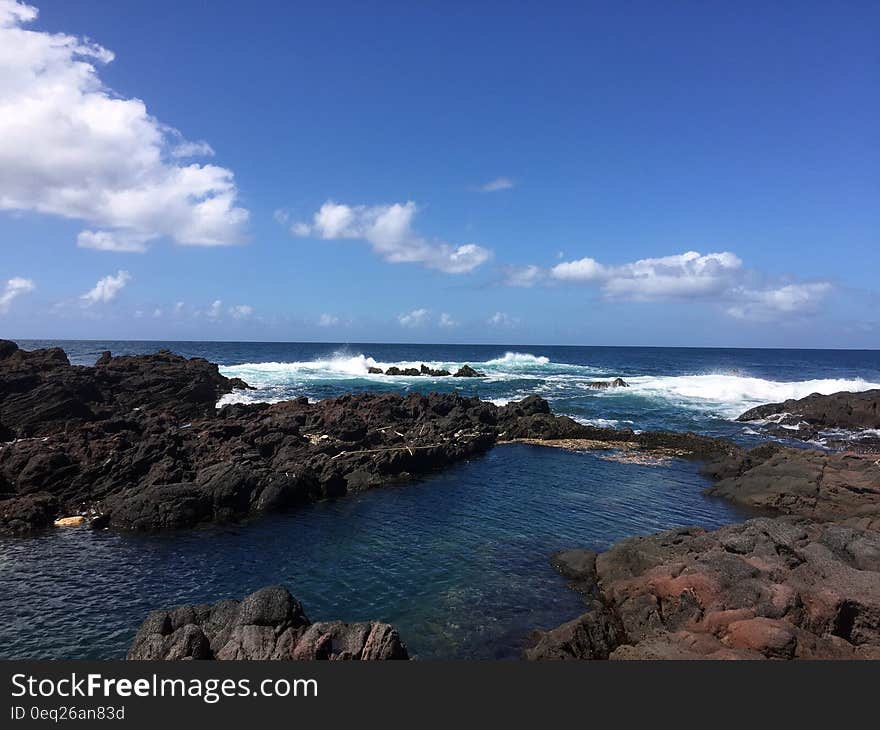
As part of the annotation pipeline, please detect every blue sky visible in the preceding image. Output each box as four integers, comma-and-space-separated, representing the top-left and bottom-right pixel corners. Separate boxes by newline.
0, 0, 877, 347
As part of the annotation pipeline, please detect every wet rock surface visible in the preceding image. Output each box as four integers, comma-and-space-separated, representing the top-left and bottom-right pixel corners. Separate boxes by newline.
128, 586, 408, 660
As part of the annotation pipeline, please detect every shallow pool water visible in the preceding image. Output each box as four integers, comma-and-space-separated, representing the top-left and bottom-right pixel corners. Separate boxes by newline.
0, 444, 752, 659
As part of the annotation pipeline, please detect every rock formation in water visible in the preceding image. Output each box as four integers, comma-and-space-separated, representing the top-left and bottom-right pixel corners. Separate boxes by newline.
453, 365, 485, 378
1, 341, 736, 535
128, 586, 408, 660
586, 378, 629, 390
736, 389, 880, 449
525, 517, 880, 660
366, 363, 459, 377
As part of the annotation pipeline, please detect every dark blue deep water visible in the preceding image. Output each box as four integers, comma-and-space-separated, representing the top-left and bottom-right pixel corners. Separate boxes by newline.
2, 340, 879, 659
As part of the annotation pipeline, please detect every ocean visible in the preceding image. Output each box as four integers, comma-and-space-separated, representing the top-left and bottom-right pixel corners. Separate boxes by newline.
3, 340, 879, 659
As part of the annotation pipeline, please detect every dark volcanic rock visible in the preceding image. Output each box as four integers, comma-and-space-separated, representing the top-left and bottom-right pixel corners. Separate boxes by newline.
367, 366, 384, 374
586, 378, 629, 390
128, 586, 408, 660
526, 517, 880, 660
702, 444, 880, 529
737, 389, 880, 438
453, 365, 485, 378
0, 340, 249, 438
420, 364, 451, 377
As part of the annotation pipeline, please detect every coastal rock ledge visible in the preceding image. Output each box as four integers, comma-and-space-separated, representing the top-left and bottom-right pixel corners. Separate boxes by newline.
525, 517, 880, 660
128, 586, 408, 660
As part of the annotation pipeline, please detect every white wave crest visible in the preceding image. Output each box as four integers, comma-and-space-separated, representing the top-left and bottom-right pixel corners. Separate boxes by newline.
484, 352, 550, 367
620, 374, 880, 417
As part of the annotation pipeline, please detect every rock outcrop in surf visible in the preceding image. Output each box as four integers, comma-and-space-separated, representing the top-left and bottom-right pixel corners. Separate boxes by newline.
366, 363, 480, 377
127, 585, 408, 660
736, 389, 880, 448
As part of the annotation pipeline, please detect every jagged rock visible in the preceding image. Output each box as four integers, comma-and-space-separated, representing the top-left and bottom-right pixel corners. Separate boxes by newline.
128, 586, 408, 660
526, 517, 880, 660
702, 443, 880, 529
586, 378, 629, 390
0, 340, 249, 438
367, 366, 384, 374
738, 389, 880, 432
453, 365, 485, 378
420, 364, 451, 377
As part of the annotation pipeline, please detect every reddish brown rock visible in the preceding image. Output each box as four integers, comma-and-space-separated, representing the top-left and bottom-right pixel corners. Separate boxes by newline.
526, 517, 880, 660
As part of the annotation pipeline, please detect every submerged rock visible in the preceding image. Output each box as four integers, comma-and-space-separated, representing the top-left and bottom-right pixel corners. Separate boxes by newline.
128, 586, 408, 660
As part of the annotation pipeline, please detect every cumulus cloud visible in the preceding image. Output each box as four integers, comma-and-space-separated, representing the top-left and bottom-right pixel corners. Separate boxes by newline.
229, 304, 254, 319
398, 308, 430, 327
0, 276, 35, 312
474, 177, 515, 193
503, 264, 545, 288
438, 312, 457, 328
515, 249, 830, 320
726, 283, 831, 321
487, 311, 517, 327
80, 270, 131, 305
206, 300, 223, 320
549, 251, 744, 301
317, 313, 339, 327
0, 2, 249, 251
292, 201, 491, 274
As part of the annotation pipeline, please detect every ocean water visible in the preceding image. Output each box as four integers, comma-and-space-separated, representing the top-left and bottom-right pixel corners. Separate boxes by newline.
2, 340, 879, 659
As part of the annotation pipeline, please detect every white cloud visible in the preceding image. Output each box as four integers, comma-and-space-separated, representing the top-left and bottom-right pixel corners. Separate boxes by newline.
229, 304, 254, 319
317, 313, 339, 327
398, 308, 430, 327
503, 264, 545, 287
206, 299, 223, 320
527, 248, 829, 320
80, 270, 131, 305
487, 311, 517, 327
0, 276, 35, 312
474, 177, 515, 193
0, 2, 249, 250
438, 312, 457, 328
550, 256, 608, 283
726, 283, 831, 321
292, 201, 491, 274
77, 229, 152, 253
549, 251, 744, 299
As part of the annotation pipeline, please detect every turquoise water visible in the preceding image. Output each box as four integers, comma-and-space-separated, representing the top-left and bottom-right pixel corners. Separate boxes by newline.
3, 340, 879, 659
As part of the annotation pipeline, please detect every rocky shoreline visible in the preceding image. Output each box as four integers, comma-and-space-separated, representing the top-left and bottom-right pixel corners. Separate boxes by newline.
525, 431, 880, 660
0, 340, 733, 535
3, 340, 879, 661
